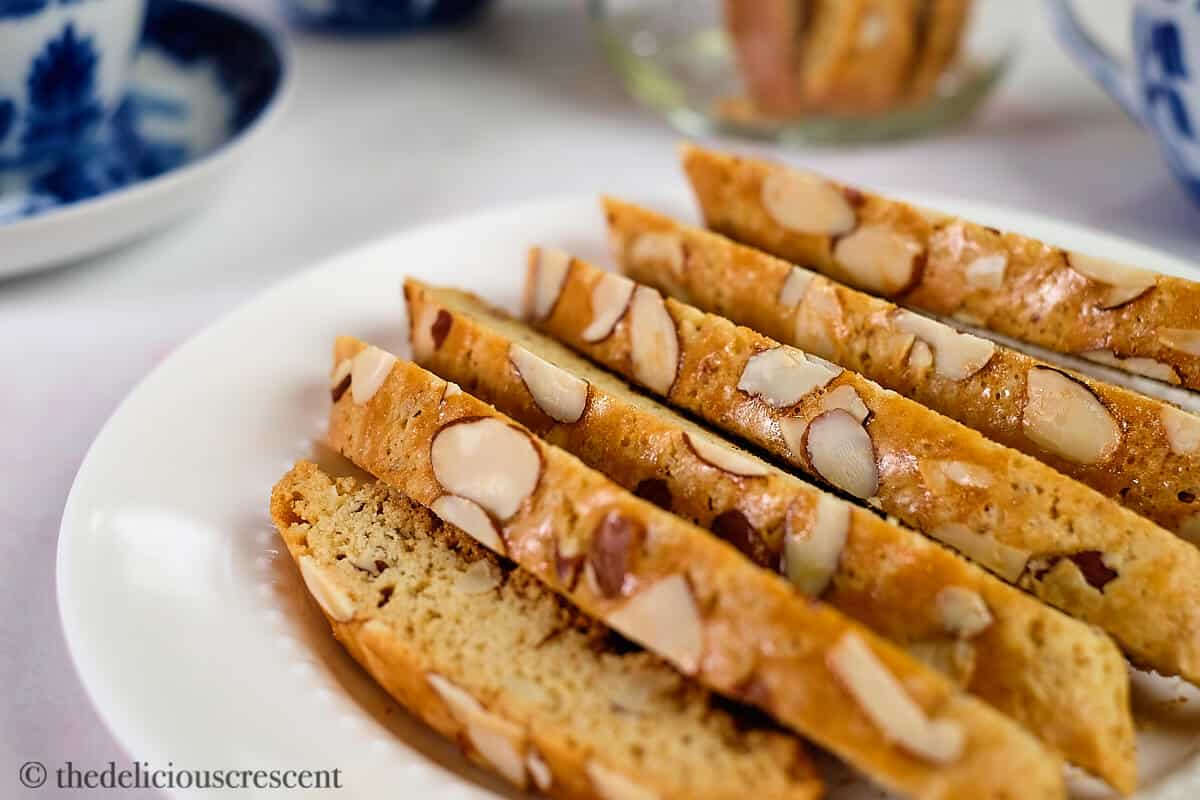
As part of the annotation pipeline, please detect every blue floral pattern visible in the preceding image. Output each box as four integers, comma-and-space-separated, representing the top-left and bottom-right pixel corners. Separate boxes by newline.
0, 99, 13, 145
20, 23, 105, 160
0, 0, 51, 20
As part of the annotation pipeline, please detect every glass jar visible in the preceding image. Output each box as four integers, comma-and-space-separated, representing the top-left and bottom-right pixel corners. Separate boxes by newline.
587, 0, 1021, 144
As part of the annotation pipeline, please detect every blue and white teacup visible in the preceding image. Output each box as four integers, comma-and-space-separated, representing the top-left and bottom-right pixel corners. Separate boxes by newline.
0, 0, 147, 169
1049, 0, 1200, 206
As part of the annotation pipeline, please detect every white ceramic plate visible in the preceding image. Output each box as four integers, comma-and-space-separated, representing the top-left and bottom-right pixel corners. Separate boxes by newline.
58, 193, 1200, 799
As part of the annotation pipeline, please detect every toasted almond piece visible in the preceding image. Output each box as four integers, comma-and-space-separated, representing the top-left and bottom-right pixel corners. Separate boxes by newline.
350, 346, 397, 405
526, 750, 552, 791
509, 344, 589, 423
454, 559, 501, 595
411, 304, 440, 363
964, 254, 1007, 290
832, 224, 924, 296
298, 556, 355, 622
760, 168, 856, 236
1161, 405, 1200, 455
908, 340, 933, 371
587, 760, 660, 800
936, 587, 994, 639
1067, 252, 1157, 308
630, 231, 685, 275
894, 311, 995, 380
629, 287, 680, 395
783, 493, 849, 596
605, 574, 703, 674
430, 419, 541, 520
937, 460, 992, 489
444, 382, 462, 398
827, 633, 965, 765
1023, 367, 1121, 464
738, 346, 841, 408
1080, 350, 1181, 384
907, 639, 977, 687
427, 673, 526, 787
583, 273, 635, 342
683, 432, 769, 477
528, 248, 572, 320
330, 358, 353, 402
819, 385, 870, 423
431, 495, 507, 554
793, 279, 843, 361
779, 266, 814, 308
801, 409, 879, 499
930, 523, 1030, 583
1159, 328, 1200, 357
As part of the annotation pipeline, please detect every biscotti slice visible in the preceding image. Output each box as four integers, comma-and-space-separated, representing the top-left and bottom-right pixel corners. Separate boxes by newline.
680, 144, 1200, 394
524, 250, 1200, 685
605, 197, 1200, 543
271, 461, 823, 800
327, 338, 1065, 800
722, 0, 809, 116
906, 0, 970, 101
405, 277, 1135, 792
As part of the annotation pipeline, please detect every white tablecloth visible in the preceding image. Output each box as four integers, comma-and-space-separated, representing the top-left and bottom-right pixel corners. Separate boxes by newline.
3, 1, 1196, 796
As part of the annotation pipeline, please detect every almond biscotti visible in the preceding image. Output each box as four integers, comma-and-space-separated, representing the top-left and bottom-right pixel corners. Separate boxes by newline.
326, 338, 1064, 800
524, 250, 1200, 685
605, 197, 1200, 542
271, 461, 822, 800
680, 144, 1200, 393
405, 277, 1135, 792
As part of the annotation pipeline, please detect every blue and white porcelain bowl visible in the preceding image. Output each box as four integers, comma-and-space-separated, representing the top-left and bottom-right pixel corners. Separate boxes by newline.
285, 0, 492, 32
0, 0, 148, 168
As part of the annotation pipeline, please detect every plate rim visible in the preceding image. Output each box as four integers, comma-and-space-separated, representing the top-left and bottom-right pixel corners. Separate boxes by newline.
56, 192, 1200, 799
0, 0, 294, 279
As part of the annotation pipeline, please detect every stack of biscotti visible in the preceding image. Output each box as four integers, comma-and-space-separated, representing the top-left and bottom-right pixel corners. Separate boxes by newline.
723, 0, 971, 116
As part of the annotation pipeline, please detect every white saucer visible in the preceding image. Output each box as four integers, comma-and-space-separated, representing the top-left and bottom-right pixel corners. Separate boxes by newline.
58, 194, 1200, 799
0, 0, 290, 280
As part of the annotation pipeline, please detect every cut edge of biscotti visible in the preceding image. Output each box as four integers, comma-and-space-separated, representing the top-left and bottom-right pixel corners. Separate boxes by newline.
405, 275, 1137, 794
676, 142, 1200, 394
325, 338, 1067, 800
271, 460, 823, 800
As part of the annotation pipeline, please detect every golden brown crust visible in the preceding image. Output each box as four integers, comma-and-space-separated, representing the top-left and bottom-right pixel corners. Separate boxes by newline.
405, 277, 1135, 792
527, 250, 1200, 686
680, 144, 1200, 393
271, 461, 823, 800
326, 340, 1064, 800
605, 198, 1200, 542
722, 0, 808, 116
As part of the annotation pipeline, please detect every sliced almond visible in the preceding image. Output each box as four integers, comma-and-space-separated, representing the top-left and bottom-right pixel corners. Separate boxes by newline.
907, 639, 976, 687
350, 346, 397, 405
1023, 366, 1121, 464
526, 750, 553, 791
1080, 350, 1180, 384
760, 167, 856, 236
894, 311, 995, 380
738, 346, 841, 408
908, 340, 933, 371
509, 344, 589, 423
427, 674, 526, 787
783, 493, 849, 596
582, 272, 635, 342
629, 287, 679, 395
827, 633, 965, 765
963, 254, 1007, 290
794, 278, 843, 361
454, 559, 501, 595
779, 266, 814, 308
683, 432, 769, 477
444, 382, 462, 398
298, 556, 355, 622
930, 523, 1030, 583
432, 495, 507, 554
819, 385, 869, 423
605, 574, 703, 674
832, 223, 924, 296
930, 459, 992, 490
1161, 405, 1200, 455
528, 248, 572, 320
587, 761, 660, 800
936, 587, 993, 639
1159, 328, 1200, 357
430, 419, 541, 520
1067, 252, 1157, 308
630, 231, 685, 275
411, 304, 441, 363
801, 409, 879, 499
